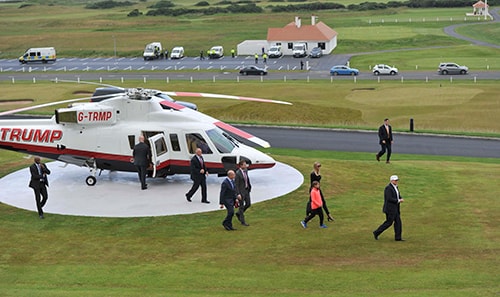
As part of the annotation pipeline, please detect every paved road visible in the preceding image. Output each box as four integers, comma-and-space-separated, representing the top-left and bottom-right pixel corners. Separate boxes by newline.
443, 8, 500, 49
235, 125, 500, 159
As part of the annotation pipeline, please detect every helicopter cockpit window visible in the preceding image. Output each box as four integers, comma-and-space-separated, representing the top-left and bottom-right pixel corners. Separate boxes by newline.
186, 133, 212, 154
205, 128, 235, 154
154, 137, 168, 157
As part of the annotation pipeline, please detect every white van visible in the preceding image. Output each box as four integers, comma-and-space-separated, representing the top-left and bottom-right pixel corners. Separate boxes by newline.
170, 46, 184, 59
209, 46, 224, 59
19, 47, 56, 64
268, 45, 282, 58
292, 43, 307, 58
143, 42, 163, 60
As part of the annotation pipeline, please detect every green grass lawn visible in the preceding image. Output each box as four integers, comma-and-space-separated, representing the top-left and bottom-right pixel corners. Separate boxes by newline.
0, 149, 498, 296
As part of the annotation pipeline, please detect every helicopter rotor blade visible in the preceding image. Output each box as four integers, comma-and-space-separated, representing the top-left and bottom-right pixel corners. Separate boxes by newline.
0, 94, 117, 116
214, 121, 270, 148
163, 91, 292, 105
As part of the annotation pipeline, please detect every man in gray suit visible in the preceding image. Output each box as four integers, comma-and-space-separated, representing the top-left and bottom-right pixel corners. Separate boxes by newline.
133, 135, 151, 190
373, 175, 405, 241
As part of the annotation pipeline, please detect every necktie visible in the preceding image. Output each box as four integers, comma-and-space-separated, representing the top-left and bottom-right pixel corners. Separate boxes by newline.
198, 156, 203, 167
242, 170, 248, 188
37, 164, 42, 175
385, 125, 390, 137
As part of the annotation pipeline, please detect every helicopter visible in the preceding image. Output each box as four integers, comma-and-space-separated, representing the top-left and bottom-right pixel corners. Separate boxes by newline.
0, 85, 291, 186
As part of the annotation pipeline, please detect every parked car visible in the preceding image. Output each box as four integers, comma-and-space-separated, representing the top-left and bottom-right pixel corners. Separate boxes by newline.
309, 47, 323, 58
143, 42, 163, 60
170, 46, 184, 59
268, 45, 282, 58
330, 65, 359, 76
239, 65, 267, 76
438, 62, 468, 75
209, 46, 224, 59
372, 64, 398, 75
292, 43, 307, 58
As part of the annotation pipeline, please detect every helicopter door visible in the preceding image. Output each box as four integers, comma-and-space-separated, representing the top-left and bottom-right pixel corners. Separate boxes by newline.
148, 134, 169, 178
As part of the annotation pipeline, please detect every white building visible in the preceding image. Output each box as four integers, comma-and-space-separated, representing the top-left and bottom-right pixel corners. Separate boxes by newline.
237, 16, 338, 56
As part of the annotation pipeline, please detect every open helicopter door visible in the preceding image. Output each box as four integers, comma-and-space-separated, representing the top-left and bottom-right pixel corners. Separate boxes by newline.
147, 134, 169, 178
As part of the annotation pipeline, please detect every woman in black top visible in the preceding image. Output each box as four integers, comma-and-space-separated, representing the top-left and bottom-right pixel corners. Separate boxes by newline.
307, 162, 334, 221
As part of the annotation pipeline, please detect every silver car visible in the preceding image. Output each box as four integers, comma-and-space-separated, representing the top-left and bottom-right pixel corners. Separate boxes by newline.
438, 63, 468, 75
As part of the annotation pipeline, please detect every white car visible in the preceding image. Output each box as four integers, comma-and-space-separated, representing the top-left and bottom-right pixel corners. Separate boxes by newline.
372, 64, 398, 76
170, 46, 184, 59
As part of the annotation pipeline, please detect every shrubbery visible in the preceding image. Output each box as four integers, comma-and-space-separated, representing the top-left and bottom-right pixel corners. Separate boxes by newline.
85, 0, 135, 9
124, 0, 500, 17
147, 3, 262, 16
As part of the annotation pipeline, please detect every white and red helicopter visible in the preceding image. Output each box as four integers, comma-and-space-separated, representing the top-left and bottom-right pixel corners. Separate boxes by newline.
0, 84, 291, 186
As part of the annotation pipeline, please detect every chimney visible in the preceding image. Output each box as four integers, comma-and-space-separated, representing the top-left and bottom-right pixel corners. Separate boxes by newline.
311, 15, 317, 26
295, 16, 301, 28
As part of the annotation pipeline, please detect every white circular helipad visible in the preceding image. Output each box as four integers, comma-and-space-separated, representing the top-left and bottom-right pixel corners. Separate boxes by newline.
0, 161, 303, 217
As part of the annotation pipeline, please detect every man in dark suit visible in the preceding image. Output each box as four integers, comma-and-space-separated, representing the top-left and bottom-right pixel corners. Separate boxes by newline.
219, 170, 238, 230
235, 160, 251, 226
29, 156, 51, 219
186, 148, 209, 203
133, 135, 152, 190
376, 118, 394, 163
373, 175, 405, 241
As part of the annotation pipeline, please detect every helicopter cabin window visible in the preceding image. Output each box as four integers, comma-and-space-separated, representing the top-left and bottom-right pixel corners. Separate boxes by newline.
205, 128, 235, 154
127, 135, 135, 150
186, 133, 212, 154
153, 137, 168, 156
169, 134, 181, 151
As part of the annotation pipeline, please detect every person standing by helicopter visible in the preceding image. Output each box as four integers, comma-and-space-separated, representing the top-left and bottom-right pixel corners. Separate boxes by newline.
235, 160, 251, 226
132, 135, 152, 190
29, 156, 51, 219
186, 148, 210, 203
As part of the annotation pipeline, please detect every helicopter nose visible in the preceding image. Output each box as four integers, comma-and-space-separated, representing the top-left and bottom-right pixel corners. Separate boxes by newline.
246, 151, 276, 169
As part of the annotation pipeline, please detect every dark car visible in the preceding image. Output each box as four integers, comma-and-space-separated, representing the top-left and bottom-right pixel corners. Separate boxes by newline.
239, 65, 268, 76
309, 47, 323, 58
92, 87, 197, 110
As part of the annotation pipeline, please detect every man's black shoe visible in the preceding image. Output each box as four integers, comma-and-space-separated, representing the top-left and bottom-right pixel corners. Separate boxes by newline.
201, 200, 210, 204
185, 194, 191, 202
39, 215, 44, 219
395, 239, 405, 241
373, 231, 379, 240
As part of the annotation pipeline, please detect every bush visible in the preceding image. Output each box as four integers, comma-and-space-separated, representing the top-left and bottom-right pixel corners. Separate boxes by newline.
127, 9, 143, 17
195, 1, 210, 7
85, 0, 135, 9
